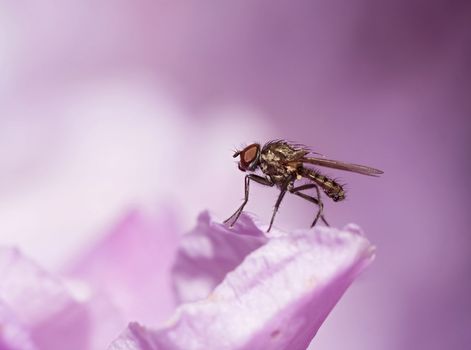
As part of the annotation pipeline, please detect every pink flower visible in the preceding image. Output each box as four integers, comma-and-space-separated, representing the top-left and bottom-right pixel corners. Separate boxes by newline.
0, 209, 374, 350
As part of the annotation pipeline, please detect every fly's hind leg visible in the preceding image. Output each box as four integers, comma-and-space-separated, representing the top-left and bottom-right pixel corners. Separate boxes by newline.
224, 175, 274, 227
290, 183, 329, 227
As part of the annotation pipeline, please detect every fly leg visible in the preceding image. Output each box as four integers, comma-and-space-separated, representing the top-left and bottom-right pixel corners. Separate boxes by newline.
267, 177, 294, 232
290, 183, 329, 227
224, 175, 274, 227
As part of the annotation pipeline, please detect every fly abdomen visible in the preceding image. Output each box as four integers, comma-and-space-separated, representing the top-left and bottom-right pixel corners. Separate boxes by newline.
300, 168, 346, 202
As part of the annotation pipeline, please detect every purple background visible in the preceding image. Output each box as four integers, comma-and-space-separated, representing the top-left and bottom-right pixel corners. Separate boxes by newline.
1, 1, 470, 349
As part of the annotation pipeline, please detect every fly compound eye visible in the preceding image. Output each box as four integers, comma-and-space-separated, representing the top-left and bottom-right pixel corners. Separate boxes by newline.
242, 145, 258, 164
238, 143, 260, 171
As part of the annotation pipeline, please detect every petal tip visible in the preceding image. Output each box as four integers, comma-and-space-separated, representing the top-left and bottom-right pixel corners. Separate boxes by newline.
342, 223, 365, 236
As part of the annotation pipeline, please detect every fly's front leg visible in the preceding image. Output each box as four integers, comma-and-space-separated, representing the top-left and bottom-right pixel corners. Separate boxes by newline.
224, 175, 274, 227
290, 183, 329, 227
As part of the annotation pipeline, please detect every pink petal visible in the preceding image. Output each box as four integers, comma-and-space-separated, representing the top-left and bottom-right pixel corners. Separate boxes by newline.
172, 211, 268, 303
0, 302, 36, 350
65, 206, 181, 325
0, 247, 123, 350
109, 216, 375, 350
0, 247, 90, 350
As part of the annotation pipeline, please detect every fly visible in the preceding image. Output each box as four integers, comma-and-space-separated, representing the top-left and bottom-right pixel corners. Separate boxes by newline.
224, 140, 383, 232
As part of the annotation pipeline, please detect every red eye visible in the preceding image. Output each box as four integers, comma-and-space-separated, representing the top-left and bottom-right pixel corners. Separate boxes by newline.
238, 143, 260, 170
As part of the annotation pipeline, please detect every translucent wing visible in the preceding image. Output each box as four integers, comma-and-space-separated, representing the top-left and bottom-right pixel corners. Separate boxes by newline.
300, 157, 384, 177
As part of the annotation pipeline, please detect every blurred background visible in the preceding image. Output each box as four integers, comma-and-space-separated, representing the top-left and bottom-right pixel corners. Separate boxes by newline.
0, 0, 470, 349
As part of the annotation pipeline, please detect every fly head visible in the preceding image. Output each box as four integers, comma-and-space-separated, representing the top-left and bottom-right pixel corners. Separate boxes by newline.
233, 143, 261, 172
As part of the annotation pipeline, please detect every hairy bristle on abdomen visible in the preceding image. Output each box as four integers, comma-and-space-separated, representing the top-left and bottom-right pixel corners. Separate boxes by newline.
299, 168, 346, 202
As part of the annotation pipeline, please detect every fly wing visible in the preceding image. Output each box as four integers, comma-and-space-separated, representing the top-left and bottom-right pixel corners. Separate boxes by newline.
300, 157, 384, 176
